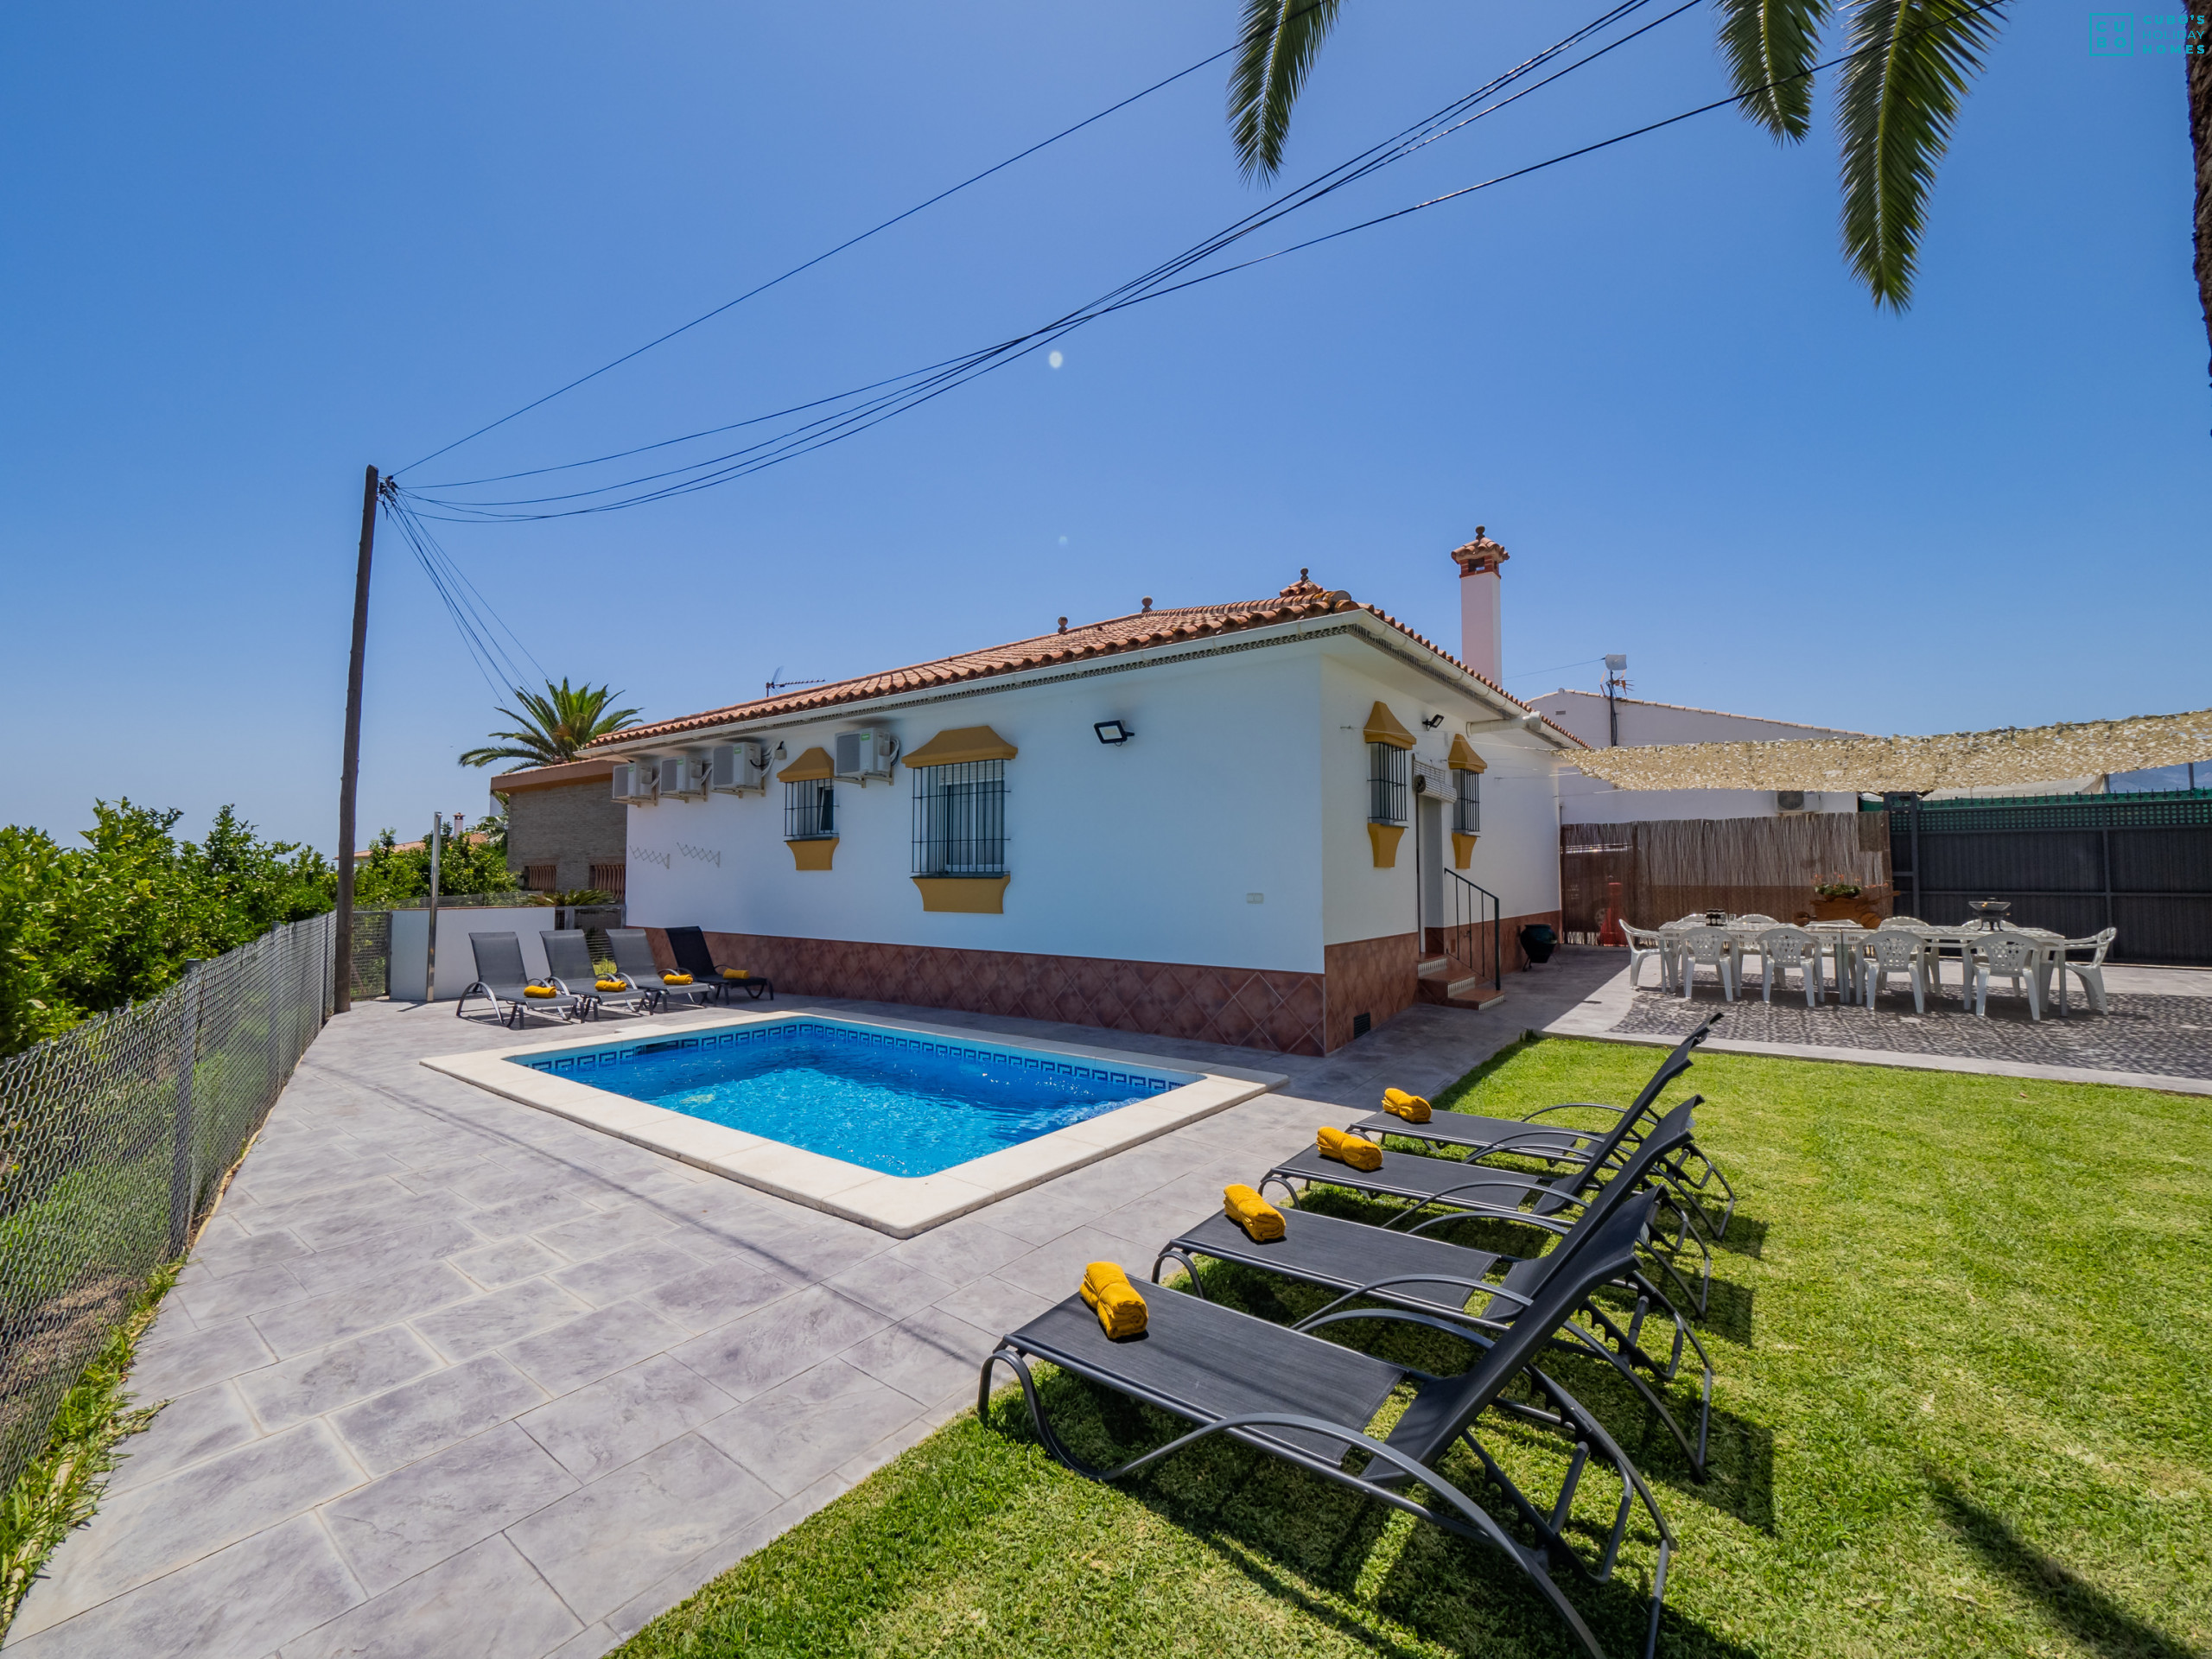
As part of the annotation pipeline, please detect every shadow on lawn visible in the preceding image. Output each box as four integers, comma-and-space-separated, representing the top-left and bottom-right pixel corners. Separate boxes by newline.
1001, 1372, 1764, 1659
1932, 1480, 2196, 1659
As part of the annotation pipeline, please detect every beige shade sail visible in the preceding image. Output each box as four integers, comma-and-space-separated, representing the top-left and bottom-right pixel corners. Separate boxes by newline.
904, 725, 1019, 767
776, 746, 835, 782
1566, 707, 2212, 795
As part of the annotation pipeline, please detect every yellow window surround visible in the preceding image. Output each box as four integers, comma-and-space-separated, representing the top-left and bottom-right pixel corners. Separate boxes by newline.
904, 726, 1019, 767
912, 874, 1010, 913
777, 746, 836, 782
1446, 734, 1488, 772
1362, 702, 1415, 750
1367, 823, 1405, 868
1452, 831, 1478, 869
785, 837, 837, 871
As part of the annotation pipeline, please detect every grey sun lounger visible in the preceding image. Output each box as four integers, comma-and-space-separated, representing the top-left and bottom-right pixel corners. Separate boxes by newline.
664, 926, 774, 1003
1157, 1111, 1715, 1474
1259, 1100, 1713, 1315
606, 929, 715, 1012
541, 930, 652, 1019
1345, 1016, 1737, 1240
983, 1191, 1675, 1659
454, 931, 582, 1028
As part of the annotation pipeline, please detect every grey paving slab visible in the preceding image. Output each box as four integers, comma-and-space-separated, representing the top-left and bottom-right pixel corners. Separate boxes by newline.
823, 1253, 957, 1319
501, 1300, 690, 1397
874, 1217, 1032, 1287
931, 1273, 1054, 1340
238, 1325, 444, 1431
696, 1358, 928, 1500
4, 1514, 364, 1659
106, 1382, 262, 1495
172, 1262, 308, 1325
14, 1422, 364, 1631
506, 1434, 778, 1626
188, 1226, 311, 1281
330, 1353, 549, 1477
129, 1318, 276, 1397
281, 1535, 582, 1659
840, 1306, 997, 1407
468, 1187, 603, 1240
632, 1255, 805, 1335
533, 1205, 682, 1263
252, 1262, 477, 1360
542, 1619, 620, 1659
411, 1278, 594, 1363
284, 1217, 488, 1300
321, 1422, 578, 1594
549, 1242, 706, 1308
994, 1224, 1157, 1302
669, 1286, 892, 1403
516, 1353, 734, 1483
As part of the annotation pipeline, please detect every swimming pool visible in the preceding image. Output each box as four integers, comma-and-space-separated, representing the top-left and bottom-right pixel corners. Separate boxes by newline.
507, 1017, 1202, 1179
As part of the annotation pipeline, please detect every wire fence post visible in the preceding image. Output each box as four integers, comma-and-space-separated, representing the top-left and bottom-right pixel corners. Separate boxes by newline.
168, 959, 203, 1257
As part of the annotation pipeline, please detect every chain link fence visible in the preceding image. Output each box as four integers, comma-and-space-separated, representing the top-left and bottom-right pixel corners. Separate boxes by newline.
0, 912, 334, 1497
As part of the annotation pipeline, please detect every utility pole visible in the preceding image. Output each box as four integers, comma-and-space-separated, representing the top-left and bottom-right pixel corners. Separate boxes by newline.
1602, 654, 1629, 748
334, 466, 380, 1014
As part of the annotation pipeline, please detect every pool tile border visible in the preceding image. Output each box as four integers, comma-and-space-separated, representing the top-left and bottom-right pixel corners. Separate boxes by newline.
420, 1012, 1283, 1237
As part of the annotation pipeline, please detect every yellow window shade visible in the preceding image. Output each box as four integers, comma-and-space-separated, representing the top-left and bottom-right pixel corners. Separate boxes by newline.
904, 725, 1019, 767
1446, 734, 1488, 772
1362, 702, 1414, 750
777, 746, 835, 782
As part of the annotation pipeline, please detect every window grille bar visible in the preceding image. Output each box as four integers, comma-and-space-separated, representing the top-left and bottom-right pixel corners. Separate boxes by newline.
1368, 742, 1408, 826
784, 780, 836, 840
912, 759, 1007, 876
1454, 768, 1480, 835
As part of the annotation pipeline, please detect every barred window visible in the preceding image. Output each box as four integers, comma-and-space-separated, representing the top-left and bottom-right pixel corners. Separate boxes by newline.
1454, 766, 1480, 835
784, 779, 836, 840
912, 760, 1006, 875
1368, 742, 1408, 825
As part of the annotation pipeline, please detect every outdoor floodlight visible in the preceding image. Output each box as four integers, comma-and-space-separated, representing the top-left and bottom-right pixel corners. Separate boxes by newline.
1094, 720, 1134, 746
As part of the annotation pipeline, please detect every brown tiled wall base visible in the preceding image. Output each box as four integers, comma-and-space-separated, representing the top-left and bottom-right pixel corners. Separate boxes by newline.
1423, 909, 1566, 980
644, 931, 1332, 1056
1321, 933, 1419, 1052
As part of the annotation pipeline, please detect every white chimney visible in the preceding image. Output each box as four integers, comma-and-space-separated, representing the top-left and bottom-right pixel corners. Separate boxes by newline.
1449, 526, 1510, 684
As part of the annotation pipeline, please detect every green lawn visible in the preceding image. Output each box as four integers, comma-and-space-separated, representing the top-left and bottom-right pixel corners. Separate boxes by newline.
617, 1038, 2212, 1658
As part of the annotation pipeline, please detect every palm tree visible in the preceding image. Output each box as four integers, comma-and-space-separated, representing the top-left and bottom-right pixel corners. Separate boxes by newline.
1230, 1, 2212, 364
458, 679, 642, 771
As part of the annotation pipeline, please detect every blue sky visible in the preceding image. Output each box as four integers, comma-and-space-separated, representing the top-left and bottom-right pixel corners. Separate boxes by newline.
3, 2, 2202, 853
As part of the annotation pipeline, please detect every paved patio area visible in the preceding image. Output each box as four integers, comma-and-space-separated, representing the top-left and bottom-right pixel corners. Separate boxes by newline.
9, 955, 1619, 1659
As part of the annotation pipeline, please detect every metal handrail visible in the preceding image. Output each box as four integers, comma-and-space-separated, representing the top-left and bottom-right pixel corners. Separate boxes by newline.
1445, 868, 1503, 993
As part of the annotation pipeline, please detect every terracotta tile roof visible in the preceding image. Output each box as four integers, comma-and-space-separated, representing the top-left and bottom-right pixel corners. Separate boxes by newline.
592, 573, 1583, 748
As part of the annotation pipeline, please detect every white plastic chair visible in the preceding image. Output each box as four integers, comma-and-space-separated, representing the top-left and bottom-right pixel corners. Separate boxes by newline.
1969, 931, 2044, 1020
1676, 926, 1739, 1001
2056, 927, 2117, 1014
1621, 923, 1675, 991
1756, 926, 1823, 1007
1860, 927, 1931, 1014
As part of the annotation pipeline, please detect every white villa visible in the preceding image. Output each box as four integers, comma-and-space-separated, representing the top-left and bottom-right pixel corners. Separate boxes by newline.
591, 536, 1582, 1056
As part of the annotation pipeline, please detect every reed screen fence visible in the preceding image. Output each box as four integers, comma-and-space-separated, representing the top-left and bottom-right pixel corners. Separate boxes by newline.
0, 912, 333, 1497
1561, 813, 1892, 941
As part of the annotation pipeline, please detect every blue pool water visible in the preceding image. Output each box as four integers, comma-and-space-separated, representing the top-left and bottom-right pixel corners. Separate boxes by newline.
509, 1018, 1200, 1178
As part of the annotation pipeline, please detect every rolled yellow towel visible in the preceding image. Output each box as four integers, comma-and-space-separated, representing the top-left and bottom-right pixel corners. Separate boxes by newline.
1382, 1088, 1432, 1124
594, 977, 628, 993
661, 972, 694, 986
523, 984, 558, 1000
721, 968, 750, 980
1317, 1125, 1382, 1172
1223, 1184, 1285, 1243
1077, 1262, 1148, 1339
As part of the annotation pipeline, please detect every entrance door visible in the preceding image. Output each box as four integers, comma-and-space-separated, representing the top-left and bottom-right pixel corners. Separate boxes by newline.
1417, 794, 1446, 957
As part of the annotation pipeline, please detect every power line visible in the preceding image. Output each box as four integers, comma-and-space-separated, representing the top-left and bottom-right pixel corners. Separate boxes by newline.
398, 0, 1679, 520
396, 4, 1349, 478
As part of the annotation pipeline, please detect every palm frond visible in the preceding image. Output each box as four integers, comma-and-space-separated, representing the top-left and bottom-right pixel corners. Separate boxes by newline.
1837, 0, 2006, 308
1228, 0, 1345, 181
458, 678, 641, 768
1717, 0, 1831, 140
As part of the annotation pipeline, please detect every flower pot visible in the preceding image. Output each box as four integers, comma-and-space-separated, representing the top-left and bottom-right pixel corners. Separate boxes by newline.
1808, 896, 1863, 923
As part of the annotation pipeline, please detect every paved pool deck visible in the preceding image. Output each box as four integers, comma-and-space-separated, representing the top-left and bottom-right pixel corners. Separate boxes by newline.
9, 954, 1619, 1659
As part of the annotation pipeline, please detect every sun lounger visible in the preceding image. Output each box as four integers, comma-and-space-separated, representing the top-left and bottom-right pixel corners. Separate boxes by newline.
454, 931, 582, 1027
541, 929, 652, 1019
1260, 1101, 1712, 1315
664, 925, 774, 1003
606, 928, 715, 1012
1158, 1111, 1714, 1474
1345, 1017, 1736, 1240
982, 1191, 1675, 1659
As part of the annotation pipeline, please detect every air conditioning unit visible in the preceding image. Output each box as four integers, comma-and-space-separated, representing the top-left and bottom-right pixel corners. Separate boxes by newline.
660, 754, 709, 799
1775, 790, 1808, 815
614, 758, 660, 804
833, 729, 899, 783
709, 741, 770, 796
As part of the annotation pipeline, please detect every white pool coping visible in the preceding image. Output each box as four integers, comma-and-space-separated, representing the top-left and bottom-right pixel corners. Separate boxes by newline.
421, 1009, 1286, 1237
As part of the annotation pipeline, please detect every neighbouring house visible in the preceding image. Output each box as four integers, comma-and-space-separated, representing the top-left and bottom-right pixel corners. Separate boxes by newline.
1537, 690, 1868, 823
588, 539, 1582, 1056
487, 756, 630, 897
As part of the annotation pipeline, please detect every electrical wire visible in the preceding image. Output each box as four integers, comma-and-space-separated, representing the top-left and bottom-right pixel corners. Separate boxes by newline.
400, 0, 1681, 519
382, 490, 546, 696
396, 2, 1350, 478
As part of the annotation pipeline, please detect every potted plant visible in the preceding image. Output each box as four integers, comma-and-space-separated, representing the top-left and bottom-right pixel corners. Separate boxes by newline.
1809, 874, 1878, 927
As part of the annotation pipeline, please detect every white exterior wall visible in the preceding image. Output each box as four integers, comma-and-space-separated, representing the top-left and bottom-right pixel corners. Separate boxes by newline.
390, 906, 555, 1001
1555, 780, 1861, 823
1316, 649, 1562, 948
620, 646, 1330, 972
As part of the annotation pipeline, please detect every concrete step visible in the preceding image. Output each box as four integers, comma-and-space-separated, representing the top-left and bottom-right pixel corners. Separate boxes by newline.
1414, 956, 1452, 976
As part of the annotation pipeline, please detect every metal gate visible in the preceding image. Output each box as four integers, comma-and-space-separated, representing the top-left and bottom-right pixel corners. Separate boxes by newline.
1886, 790, 2212, 964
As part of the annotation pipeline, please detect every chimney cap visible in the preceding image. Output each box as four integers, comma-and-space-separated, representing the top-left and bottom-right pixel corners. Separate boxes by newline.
1277, 567, 1327, 600
1450, 528, 1510, 577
